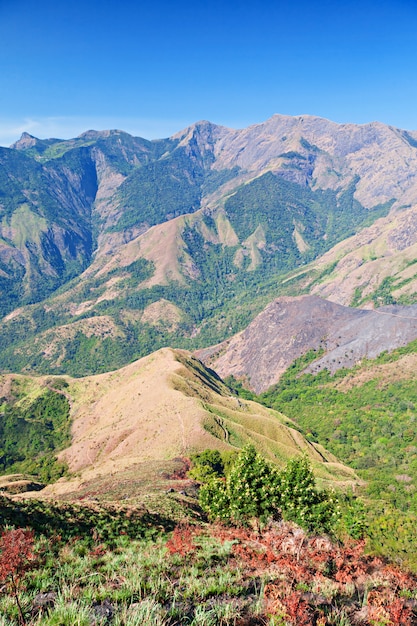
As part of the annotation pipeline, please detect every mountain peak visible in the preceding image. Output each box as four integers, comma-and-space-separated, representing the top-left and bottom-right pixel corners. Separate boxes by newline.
172, 119, 230, 143
76, 129, 129, 141
11, 132, 39, 150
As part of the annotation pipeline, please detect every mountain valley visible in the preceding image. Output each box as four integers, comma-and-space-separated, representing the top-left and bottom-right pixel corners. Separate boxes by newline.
2, 115, 417, 375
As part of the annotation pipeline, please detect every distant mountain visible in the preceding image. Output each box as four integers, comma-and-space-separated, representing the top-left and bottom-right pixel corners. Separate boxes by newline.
196, 295, 417, 392
2, 115, 417, 375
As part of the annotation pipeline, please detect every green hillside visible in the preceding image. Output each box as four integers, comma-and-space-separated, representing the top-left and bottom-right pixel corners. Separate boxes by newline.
226, 341, 417, 567
0, 121, 395, 376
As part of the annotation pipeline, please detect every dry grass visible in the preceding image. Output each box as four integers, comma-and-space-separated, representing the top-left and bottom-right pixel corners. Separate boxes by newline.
1, 348, 360, 501
307, 205, 417, 306
334, 353, 417, 390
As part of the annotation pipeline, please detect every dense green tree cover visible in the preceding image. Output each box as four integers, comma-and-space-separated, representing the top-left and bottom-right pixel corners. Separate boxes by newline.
0, 389, 71, 481
112, 141, 211, 231
224, 173, 390, 261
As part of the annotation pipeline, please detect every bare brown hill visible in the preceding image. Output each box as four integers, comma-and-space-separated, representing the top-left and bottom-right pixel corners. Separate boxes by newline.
15, 347, 355, 497
196, 296, 417, 392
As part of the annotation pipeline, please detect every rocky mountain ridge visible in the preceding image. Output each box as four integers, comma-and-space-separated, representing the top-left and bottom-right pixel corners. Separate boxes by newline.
2, 114, 417, 375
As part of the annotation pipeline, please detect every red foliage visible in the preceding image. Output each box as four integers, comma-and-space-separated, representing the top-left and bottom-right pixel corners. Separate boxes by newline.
386, 597, 413, 625
0, 528, 34, 584
284, 591, 312, 625
89, 544, 107, 558
165, 523, 198, 556
163, 521, 417, 625
206, 522, 417, 625
0, 528, 35, 626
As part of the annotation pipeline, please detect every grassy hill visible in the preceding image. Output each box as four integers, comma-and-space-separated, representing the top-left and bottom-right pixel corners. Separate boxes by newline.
0, 348, 357, 500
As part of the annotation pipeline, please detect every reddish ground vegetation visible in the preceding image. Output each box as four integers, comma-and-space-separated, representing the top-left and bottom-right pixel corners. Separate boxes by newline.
165, 522, 201, 556
163, 457, 191, 480
202, 522, 417, 625
0, 528, 35, 625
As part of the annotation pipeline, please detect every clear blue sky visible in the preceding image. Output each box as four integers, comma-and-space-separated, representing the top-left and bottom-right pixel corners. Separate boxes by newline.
1, 0, 417, 145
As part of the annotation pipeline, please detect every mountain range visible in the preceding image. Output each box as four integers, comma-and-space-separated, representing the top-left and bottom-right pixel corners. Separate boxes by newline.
2, 114, 417, 376
2, 114, 417, 583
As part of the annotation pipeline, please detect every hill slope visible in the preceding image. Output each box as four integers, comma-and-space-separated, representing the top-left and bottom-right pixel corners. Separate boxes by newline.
197, 295, 417, 392
0, 348, 357, 496
2, 115, 417, 375
257, 343, 417, 516
302, 203, 417, 307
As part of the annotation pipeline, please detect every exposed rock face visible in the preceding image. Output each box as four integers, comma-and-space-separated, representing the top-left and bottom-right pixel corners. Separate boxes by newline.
208, 115, 417, 209
10, 132, 39, 150
3, 114, 417, 374
197, 296, 417, 392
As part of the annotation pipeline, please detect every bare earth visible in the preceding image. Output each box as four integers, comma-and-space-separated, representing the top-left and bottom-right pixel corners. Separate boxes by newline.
196, 296, 417, 393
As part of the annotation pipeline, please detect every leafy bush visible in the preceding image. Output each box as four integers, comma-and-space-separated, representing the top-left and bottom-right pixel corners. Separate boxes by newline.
189, 450, 225, 482
189, 449, 237, 482
279, 457, 339, 533
226, 445, 281, 526
198, 445, 339, 533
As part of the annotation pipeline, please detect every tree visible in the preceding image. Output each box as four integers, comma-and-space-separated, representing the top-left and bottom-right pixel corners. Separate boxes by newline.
189, 450, 225, 482
279, 456, 339, 533
227, 445, 281, 525
198, 446, 340, 534
199, 445, 281, 526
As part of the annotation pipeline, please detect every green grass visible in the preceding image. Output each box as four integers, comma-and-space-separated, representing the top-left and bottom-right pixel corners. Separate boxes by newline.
9, 204, 48, 247
1, 501, 417, 625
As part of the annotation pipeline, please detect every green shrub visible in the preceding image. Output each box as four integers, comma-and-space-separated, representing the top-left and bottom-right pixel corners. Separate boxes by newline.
198, 446, 339, 533
279, 457, 339, 533
190, 449, 238, 482
189, 450, 225, 482
227, 445, 281, 525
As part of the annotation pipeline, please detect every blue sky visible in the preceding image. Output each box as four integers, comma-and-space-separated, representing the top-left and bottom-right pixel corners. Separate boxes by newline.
1, 0, 417, 145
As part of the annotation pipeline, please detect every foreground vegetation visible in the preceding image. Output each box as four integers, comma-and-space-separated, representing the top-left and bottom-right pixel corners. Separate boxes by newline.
2, 517, 417, 626
228, 342, 417, 572
1, 448, 417, 625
